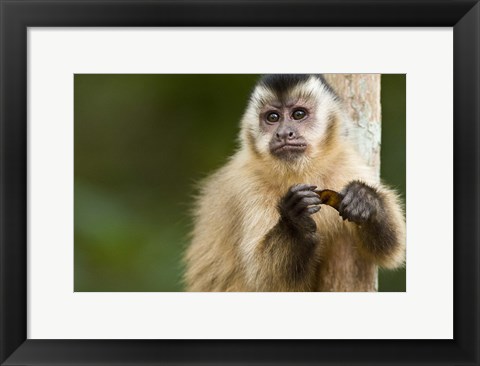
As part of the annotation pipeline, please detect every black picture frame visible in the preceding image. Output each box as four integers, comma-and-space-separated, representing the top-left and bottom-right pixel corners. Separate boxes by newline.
1, 1, 479, 365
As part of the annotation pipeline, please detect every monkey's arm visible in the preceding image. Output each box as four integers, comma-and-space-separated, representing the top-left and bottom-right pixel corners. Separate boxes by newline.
249, 184, 322, 291
338, 181, 406, 268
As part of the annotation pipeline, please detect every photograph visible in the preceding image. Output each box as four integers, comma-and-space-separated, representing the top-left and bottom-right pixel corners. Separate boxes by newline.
74, 73, 406, 292
2, 0, 478, 364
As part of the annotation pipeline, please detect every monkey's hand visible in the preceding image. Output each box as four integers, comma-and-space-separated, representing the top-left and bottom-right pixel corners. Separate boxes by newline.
279, 184, 321, 233
338, 181, 381, 224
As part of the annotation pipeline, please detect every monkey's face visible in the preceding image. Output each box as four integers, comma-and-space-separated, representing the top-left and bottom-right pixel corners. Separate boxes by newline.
260, 100, 315, 160
241, 75, 339, 163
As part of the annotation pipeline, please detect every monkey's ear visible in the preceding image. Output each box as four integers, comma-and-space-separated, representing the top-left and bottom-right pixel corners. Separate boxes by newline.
315, 189, 343, 211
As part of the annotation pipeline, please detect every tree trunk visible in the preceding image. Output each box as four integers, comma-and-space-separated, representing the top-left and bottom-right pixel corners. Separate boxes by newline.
320, 74, 381, 292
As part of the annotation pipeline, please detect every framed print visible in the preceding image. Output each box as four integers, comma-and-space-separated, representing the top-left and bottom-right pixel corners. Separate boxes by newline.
1, 0, 479, 365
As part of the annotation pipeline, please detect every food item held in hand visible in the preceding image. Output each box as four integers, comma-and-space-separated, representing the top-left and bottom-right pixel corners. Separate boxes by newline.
315, 189, 344, 211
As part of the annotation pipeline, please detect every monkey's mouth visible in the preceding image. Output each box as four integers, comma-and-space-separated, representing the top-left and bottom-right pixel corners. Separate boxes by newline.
271, 143, 308, 154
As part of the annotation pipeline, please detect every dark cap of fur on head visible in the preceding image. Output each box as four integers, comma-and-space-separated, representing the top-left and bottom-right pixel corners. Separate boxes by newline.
257, 74, 338, 99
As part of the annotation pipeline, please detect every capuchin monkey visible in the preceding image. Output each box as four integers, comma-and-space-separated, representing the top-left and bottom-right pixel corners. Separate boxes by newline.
184, 74, 405, 292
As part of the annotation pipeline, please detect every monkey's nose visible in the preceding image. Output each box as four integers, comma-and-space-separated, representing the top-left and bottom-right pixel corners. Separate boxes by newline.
276, 127, 297, 141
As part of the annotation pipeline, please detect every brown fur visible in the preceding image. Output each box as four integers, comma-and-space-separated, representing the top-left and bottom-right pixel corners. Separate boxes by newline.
184, 76, 405, 292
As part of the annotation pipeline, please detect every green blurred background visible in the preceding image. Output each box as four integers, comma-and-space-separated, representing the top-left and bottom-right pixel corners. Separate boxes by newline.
74, 74, 406, 292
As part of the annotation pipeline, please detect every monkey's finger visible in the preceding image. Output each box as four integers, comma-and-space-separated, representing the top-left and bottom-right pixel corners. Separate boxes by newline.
305, 206, 321, 215
291, 184, 316, 193
285, 184, 316, 201
339, 207, 352, 221
345, 204, 365, 222
285, 190, 320, 207
293, 197, 322, 214
296, 196, 322, 207
339, 190, 355, 212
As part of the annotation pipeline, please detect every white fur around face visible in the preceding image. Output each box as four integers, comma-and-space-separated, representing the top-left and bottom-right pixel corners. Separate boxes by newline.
240, 76, 342, 162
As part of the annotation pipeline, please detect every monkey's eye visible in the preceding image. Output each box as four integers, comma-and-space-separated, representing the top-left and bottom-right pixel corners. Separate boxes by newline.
292, 109, 306, 120
266, 112, 280, 123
